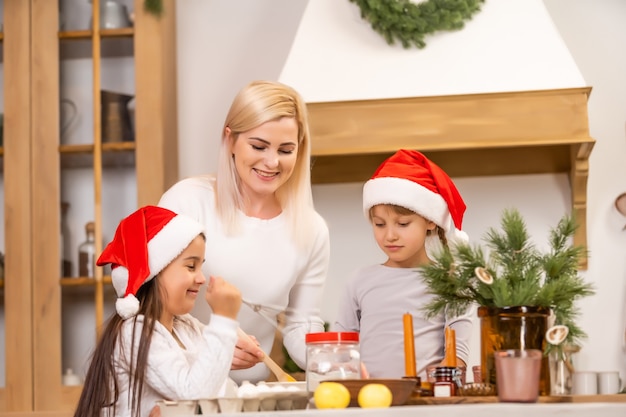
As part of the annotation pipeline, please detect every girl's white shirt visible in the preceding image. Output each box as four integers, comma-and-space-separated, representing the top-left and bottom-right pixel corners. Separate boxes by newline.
113, 313, 238, 417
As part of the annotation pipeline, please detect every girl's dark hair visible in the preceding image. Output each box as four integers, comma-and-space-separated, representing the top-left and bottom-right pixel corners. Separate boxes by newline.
73, 277, 163, 417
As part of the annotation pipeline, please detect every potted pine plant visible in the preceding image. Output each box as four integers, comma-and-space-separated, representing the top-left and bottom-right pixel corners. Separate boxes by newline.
421, 208, 595, 395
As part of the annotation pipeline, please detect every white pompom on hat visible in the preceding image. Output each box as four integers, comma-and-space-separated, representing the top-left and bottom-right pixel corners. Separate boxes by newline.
96, 205, 205, 320
363, 149, 468, 255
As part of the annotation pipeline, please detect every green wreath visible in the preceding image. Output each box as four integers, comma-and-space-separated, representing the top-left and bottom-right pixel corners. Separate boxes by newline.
350, 0, 485, 49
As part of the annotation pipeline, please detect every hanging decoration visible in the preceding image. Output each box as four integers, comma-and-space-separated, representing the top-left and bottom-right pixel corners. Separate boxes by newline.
144, 0, 163, 16
349, 0, 485, 49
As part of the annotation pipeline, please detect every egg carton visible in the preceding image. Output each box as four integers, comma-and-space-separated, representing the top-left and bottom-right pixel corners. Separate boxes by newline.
157, 382, 309, 415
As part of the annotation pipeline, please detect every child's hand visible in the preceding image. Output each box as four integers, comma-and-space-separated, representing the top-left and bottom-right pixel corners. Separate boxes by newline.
231, 331, 264, 370
205, 276, 242, 320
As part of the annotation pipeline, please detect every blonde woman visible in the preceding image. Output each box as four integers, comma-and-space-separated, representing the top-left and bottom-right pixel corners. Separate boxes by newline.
159, 80, 330, 383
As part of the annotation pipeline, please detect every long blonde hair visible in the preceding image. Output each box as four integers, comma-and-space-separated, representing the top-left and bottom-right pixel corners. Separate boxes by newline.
216, 80, 315, 247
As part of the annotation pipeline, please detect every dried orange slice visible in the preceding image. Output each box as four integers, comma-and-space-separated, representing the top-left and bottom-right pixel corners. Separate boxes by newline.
546, 325, 569, 345
474, 267, 493, 285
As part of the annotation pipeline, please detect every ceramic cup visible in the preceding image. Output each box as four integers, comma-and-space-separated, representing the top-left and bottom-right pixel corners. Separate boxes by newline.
472, 365, 482, 383
494, 349, 542, 402
597, 371, 622, 394
572, 371, 598, 395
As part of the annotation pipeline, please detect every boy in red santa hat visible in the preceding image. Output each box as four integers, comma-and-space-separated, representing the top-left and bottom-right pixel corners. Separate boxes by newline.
74, 206, 242, 417
334, 149, 473, 381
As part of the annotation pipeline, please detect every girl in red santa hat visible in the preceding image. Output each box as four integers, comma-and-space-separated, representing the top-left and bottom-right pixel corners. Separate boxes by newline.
334, 149, 474, 381
73, 206, 242, 417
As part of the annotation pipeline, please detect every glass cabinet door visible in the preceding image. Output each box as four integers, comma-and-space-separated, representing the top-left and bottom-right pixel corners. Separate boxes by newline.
56, 0, 136, 407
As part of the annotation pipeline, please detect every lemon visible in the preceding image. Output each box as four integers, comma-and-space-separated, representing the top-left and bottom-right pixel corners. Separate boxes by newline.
357, 383, 393, 408
313, 382, 351, 409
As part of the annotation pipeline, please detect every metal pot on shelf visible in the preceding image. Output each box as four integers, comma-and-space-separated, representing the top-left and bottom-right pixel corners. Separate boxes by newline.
88, 0, 133, 29
101, 90, 134, 143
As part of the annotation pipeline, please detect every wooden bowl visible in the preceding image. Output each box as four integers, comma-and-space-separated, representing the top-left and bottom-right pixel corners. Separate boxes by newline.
327, 378, 417, 407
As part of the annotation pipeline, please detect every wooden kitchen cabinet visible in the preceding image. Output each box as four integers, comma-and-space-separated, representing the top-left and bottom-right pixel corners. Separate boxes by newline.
2, 0, 36, 412
1, 0, 179, 414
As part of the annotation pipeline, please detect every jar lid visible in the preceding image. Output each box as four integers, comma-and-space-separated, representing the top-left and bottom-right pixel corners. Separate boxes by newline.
305, 331, 359, 343
434, 366, 456, 376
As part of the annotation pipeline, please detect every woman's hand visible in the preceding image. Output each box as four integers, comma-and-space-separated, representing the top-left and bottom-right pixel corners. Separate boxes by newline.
231, 332, 264, 370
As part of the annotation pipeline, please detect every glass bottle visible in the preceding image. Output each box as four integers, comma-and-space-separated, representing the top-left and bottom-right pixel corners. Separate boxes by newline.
60, 202, 72, 277
78, 221, 96, 278
549, 344, 580, 395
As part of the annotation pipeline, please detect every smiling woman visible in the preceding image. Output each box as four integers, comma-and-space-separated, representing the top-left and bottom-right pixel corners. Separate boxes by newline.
158, 80, 331, 385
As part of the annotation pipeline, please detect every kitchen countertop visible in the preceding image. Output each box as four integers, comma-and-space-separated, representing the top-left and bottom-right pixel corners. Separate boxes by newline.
214, 401, 626, 416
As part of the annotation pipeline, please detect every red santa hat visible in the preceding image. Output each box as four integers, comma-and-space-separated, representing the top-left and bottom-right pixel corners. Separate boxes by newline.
363, 149, 468, 254
97, 205, 205, 319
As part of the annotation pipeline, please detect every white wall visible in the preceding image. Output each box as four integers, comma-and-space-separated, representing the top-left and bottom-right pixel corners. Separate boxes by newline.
176, 0, 626, 381
279, 0, 585, 100
542, 0, 626, 376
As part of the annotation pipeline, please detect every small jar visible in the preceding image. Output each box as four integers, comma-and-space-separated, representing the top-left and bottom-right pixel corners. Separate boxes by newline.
305, 332, 360, 392
433, 366, 461, 397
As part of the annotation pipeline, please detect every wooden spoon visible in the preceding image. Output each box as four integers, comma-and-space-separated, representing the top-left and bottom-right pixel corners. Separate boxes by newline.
237, 327, 297, 383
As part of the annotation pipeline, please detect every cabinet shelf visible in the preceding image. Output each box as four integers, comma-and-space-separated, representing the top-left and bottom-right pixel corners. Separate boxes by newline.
61, 277, 115, 297
59, 142, 136, 153
59, 28, 134, 59
60, 276, 112, 286
59, 28, 134, 40
60, 142, 136, 168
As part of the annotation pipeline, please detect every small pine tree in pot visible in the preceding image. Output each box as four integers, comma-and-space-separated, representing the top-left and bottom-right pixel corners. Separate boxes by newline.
421, 208, 595, 395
